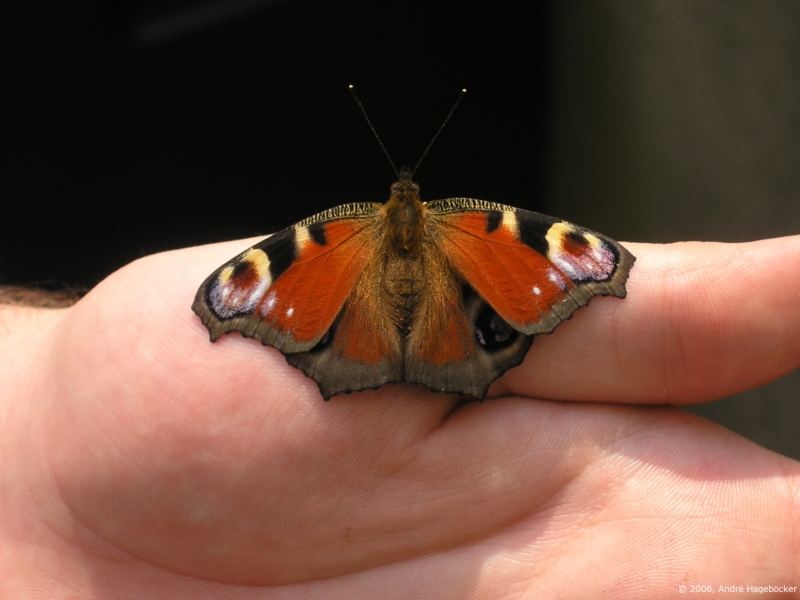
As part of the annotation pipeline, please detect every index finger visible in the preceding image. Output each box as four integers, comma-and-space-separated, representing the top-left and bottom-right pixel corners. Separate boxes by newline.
499, 235, 800, 404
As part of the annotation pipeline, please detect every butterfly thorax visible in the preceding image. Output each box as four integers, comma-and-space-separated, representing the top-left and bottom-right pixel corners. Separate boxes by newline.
383, 176, 424, 258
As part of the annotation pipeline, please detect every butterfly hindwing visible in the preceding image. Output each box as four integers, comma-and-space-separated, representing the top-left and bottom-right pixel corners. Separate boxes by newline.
284, 255, 404, 399
402, 263, 535, 398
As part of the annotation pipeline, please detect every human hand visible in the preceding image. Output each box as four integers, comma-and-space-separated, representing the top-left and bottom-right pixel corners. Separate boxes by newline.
2, 236, 798, 598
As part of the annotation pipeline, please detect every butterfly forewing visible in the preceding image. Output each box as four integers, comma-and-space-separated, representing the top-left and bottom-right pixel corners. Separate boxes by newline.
427, 198, 635, 335
192, 204, 381, 354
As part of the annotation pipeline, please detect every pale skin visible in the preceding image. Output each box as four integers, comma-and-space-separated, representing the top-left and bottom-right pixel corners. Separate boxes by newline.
1, 235, 799, 599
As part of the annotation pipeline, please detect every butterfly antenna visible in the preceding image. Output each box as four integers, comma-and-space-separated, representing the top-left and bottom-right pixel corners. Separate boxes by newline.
412, 87, 467, 178
348, 84, 400, 179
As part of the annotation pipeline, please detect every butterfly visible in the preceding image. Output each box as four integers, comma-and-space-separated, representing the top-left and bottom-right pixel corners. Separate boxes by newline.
192, 169, 635, 400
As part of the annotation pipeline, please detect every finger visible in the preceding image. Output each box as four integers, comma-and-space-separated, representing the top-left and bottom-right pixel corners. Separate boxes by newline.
59, 236, 800, 411
500, 235, 800, 404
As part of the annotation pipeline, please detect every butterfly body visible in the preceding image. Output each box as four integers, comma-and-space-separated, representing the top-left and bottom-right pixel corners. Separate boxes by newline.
193, 175, 635, 399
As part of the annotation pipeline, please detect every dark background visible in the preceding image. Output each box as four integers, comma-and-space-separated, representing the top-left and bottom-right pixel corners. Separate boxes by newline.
5, 0, 555, 286
4, 1, 798, 455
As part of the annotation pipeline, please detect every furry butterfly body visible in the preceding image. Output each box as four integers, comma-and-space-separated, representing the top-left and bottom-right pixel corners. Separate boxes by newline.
192, 174, 635, 399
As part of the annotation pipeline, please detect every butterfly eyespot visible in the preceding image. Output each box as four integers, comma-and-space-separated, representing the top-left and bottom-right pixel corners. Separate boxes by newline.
544, 222, 619, 283
474, 304, 518, 351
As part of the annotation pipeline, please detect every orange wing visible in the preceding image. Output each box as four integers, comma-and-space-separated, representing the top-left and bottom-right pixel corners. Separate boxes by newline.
193, 203, 407, 398
427, 199, 635, 335
192, 204, 381, 354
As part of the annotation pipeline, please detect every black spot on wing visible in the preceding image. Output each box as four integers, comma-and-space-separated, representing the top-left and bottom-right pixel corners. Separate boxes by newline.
486, 211, 502, 233
256, 228, 297, 281
566, 230, 589, 248
231, 259, 255, 281
516, 210, 558, 257
308, 222, 327, 246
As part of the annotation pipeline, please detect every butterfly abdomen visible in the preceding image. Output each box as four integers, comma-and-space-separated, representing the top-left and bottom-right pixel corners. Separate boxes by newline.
380, 253, 426, 336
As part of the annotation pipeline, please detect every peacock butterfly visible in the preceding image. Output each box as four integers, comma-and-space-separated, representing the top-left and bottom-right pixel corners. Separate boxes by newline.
192, 88, 635, 399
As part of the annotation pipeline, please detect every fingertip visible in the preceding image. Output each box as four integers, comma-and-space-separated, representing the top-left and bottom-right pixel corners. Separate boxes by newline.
508, 237, 800, 404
